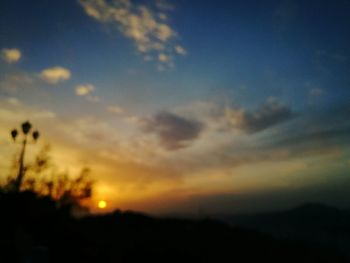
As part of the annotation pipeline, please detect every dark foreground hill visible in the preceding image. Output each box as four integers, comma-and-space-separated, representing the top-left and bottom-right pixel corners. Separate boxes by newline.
0, 192, 348, 263
222, 203, 350, 258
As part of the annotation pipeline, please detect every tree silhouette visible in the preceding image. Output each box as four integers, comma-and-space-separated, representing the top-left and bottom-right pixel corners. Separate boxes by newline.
3, 122, 94, 207
23, 144, 93, 206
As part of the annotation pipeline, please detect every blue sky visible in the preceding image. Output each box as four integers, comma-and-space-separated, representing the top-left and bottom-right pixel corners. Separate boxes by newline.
0, 0, 350, 214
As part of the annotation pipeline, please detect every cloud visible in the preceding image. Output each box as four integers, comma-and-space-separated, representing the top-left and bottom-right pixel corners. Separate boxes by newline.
210, 104, 350, 171
269, 105, 350, 151
141, 111, 204, 150
39, 67, 71, 84
32, 110, 56, 119
107, 105, 124, 114
175, 45, 187, 55
79, 0, 186, 67
226, 98, 294, 133
74, 84, 100, 102
7, 97, 21, 106
61, 117, 113, 144
75, 84, 95, 96
272, 127, 350, 151
0, 105, 55, 123
1, 48, 21, 63
158, 13, 167, 20
158, 53, 170, 63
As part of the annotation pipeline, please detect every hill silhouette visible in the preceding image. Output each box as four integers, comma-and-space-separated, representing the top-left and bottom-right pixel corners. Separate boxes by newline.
222, 203, 350, 258
0, 192, 348, 262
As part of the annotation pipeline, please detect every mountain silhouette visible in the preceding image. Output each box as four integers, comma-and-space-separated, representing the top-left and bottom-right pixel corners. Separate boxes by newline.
0, 192, 348, 262
222, 203, 350, 257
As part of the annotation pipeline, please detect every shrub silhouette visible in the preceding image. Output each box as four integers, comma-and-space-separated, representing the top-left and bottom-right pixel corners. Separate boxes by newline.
2, 144, 94, 207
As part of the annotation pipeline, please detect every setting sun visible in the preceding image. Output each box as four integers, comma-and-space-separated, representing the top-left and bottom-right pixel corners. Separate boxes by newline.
98, 200, 107, 209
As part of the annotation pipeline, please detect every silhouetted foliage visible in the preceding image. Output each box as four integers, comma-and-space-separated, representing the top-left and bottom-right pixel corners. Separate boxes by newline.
2, 144, 94, 207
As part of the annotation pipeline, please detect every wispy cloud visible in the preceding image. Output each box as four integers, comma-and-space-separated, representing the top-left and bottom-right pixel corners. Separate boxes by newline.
1, 48, 21, 63
75, 83, 100, 103
175, 45, 187, 55
158, 53, 171, 63
39, 66, 71, 84
1, 96, 349, 213
79, 0, 186, 67
225, 98, 295, 133
107, 105, 124, 114
60, 117, 114, 144
75, 84, 95, 96
0, 104, 55, 123
7, 97, 21, 106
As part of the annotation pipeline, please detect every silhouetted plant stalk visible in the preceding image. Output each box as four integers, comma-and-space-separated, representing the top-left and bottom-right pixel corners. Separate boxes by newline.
5, 121, 94, 207
10, 121, 40, 192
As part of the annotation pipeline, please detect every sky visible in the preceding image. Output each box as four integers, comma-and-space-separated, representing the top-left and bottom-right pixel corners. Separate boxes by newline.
0, 0, 350, 215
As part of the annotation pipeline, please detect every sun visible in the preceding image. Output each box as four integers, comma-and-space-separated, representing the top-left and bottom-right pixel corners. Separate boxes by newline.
98, 200, 107, 209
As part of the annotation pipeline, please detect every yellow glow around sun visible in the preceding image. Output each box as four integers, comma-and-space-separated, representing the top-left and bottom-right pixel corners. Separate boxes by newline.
98, 200, 107, 209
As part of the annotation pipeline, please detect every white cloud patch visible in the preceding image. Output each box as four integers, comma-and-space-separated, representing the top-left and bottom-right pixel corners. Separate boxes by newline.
107, 105, 124, 114
1, 48, 21, 63
75, 84, 95, 96
79, 0, 186, 67
175, 45, 187, 55
39, 67, 71, 84
74, 84, 100, 102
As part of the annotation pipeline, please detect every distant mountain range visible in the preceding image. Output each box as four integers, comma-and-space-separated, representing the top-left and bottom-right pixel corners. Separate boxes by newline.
1, 192, 349, 262
221, 203, 350, 255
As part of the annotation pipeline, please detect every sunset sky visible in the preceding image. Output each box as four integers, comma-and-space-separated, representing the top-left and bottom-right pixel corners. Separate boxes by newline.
1, 0, 350, 214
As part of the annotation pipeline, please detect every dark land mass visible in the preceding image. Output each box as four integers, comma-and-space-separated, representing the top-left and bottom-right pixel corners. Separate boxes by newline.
221, 203, 350, 258
0, 191, 349, 262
